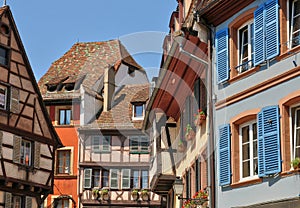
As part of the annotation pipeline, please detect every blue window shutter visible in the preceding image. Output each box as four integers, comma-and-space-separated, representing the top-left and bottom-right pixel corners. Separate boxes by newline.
218, 124, 231, 186
265, 0, 279, 59
261, 106, 281, 175
216, 28, 229, 84
257, 111, 265, 177
254, 4, 265, 65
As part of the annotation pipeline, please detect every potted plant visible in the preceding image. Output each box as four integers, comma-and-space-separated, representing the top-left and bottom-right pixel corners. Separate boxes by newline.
92, 188, 100, 199
291, 157, 300, 170
131, 189, 139, 201
141, 189, 149, 201
101, 188, 110, 201
177, 139, 186, 153
194, 109, 206, 126
185, 124, 195, 140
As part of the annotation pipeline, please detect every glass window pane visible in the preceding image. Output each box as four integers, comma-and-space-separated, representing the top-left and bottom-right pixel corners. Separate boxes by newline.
134, 105, 143, 117
242, 143, 250, 160
102, 136, 110, 151
141, 170, 148, 189
92, 136, 100, 152
243, 161, 250, 177
133, 170, 139, 188
0, 47, 8, 66
59, 110, 65, 125
93, 170, 100, 187
242, 126, 249, 143
102, 170, 109, 187
66, 110, 71, 125
0, 87, 6, 109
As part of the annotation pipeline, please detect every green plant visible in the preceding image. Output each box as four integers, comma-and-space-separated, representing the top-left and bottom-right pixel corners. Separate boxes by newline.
132, 189, 139, 195
92, 189, 100, 195
185, 124, 193, 136
141, 189, 148, 196
101, 189, 109, 195
291, 157, 300, 169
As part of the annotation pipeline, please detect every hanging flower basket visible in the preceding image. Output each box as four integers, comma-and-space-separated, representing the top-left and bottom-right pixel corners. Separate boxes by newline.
141, 189, 149, 201
291, 157, 300, 170
131, 189, 139, 201
194, 109, 206, 126
185, 124, 195, 141
101, 189, 110, 201
177, 140, 186, 153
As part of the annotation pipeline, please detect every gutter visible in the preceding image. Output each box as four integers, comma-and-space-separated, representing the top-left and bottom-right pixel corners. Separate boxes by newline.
142, 37, 179, 131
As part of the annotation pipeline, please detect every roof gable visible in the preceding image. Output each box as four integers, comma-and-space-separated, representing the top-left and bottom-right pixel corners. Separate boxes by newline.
0, 6, 62, 147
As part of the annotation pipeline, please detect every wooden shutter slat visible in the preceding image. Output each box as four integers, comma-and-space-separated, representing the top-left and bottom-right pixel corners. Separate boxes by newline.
218, 124, 231, 186
262, 106, 281, 175
216, 28, 229, 84
265, 0, 279, 60
257, 111, 265, 177
254, 4, 266, 65
10, 87, 19, 114
34, 142, 41, 169
25, 197, 32, 208
13, 136, 21, 163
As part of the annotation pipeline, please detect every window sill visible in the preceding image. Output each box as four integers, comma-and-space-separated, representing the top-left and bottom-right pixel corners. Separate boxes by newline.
54, 175, 77, 179
130, 151, 149, 154
230, 177, 262, 188
280, 169, 300, 177
277, 45, 300, 61
229, 66, 260, 84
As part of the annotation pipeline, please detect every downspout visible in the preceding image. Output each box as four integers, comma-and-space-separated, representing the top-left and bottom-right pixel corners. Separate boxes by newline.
207, 29, 215, 208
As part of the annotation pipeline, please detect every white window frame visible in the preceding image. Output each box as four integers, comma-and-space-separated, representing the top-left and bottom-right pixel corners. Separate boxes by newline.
110, 169, 119, 189
132, 103, 145, 120
239, 120, 258, 181
129, 136, 149, 153
237, 20, 254, 73
141, 170, 149, 189
20, 139, 32, 166
83, 169, 92, 189
289, 0, 300, 48
121, 169, 131, 189
0, 84, 7, 110
290, 105, 300, 159
92, 136, 111, 153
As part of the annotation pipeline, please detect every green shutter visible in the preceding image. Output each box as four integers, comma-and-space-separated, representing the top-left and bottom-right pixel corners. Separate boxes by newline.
13, 136, 21, 163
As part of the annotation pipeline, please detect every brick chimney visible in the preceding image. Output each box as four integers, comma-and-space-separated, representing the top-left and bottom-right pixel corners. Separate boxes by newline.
103, 66, 115, 112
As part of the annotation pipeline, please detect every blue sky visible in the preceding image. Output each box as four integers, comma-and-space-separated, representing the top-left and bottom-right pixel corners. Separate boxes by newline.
7, 0, 177, 81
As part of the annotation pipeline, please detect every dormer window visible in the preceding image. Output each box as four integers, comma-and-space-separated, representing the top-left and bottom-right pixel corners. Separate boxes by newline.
46, 84, 57, 92
64, 83, 75, 91
132, 103, 144, 120
128, 66, 135, 77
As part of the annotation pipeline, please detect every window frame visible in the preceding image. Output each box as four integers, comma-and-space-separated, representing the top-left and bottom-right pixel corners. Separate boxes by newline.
0, 83, 8, 111
289, 0, 300, 49
59, 109, 72, 125
92, 135, 111, 153
20, 139, 33, 167
0, 45, 9, 67
56, 149, 71, 175
289, 104, 300, 159
110, 169, 119, 189
239, 120, 259, 181
121, 169, 131, 189
132, 103, 145, 120
237, 20, 254, 73
129, 136, 149, 154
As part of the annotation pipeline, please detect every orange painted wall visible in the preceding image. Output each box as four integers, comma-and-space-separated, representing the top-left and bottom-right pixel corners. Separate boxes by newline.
46, 124, 79, 207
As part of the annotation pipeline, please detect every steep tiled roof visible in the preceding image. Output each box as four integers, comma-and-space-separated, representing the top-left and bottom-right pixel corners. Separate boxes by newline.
81, 84, 149, 130
38, 40, 143, 98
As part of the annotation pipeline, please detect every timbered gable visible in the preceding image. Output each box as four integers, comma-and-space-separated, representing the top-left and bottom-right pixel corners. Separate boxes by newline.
0, 6, 61, 146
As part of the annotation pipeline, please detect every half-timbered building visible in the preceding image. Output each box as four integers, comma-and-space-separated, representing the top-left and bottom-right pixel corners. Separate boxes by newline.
38, 40, 163, 207
0, 5, 62, 208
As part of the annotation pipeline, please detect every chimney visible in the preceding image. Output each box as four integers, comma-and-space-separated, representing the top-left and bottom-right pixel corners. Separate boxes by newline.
103, 66, 115, 112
